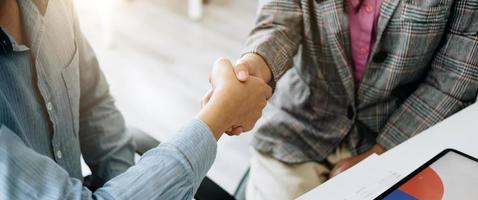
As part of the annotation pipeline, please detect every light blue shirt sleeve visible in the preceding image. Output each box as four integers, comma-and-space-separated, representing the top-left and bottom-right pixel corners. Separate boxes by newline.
0, 119, 217, 200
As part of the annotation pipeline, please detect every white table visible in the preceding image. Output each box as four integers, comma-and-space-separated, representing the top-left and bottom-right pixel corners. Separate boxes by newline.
298, 102, 478, 199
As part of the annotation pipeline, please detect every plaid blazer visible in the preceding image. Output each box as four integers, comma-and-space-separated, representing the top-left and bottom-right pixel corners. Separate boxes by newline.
245, 0, 478, 163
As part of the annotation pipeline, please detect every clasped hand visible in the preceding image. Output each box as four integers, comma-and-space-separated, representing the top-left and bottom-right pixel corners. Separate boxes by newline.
197, 57, 272, 140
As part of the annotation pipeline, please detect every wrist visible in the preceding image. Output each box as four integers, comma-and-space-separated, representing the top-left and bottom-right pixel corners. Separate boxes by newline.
197, 92, 233, 140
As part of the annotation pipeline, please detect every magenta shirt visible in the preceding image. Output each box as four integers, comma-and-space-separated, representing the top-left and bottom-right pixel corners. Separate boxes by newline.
348, 0, 382, 83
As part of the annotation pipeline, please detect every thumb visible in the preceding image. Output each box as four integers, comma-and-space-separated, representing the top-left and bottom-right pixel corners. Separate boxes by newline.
233, 62, 250, 82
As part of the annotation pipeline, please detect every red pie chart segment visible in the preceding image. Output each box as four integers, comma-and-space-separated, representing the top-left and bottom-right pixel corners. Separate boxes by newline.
399, 167, 444, 200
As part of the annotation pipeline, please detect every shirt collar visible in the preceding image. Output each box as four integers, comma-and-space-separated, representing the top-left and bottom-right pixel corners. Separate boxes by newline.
0, 27, 30, 54
18, 0, 46, 59
0, 28, 13, 54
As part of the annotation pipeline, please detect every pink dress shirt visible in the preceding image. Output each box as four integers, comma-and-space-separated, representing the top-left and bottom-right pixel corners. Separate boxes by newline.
348, 0, 382, 83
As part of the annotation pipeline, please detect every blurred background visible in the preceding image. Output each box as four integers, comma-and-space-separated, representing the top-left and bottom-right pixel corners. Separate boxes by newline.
74, 0, 259, 194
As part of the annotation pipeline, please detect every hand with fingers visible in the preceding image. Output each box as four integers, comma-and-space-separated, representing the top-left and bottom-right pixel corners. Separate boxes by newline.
232, 53, 272, 84
202, 53, 273, 136
329, 144, 385, 178
198, 57, 273, 140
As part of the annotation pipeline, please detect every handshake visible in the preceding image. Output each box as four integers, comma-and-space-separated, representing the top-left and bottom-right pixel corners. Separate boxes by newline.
197, 54, 273, 140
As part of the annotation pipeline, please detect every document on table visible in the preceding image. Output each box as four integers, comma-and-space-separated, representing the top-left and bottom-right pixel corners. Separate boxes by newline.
297, 154, 404, 200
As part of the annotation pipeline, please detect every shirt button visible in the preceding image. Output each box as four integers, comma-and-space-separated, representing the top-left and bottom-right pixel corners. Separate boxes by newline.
359, 47, 368, 55
347, 105, 354, 120
365, 4, 374, 13
56, 150, 63, 159
373, 51, 388, 63
46, 102, 53, 111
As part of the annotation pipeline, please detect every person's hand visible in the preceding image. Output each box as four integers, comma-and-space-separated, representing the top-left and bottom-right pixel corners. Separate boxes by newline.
197, 58, 272, 140
233, 53, 272, 83
329, 144, 385, 178
202, 54, 273, 135
202, 53, 273, 135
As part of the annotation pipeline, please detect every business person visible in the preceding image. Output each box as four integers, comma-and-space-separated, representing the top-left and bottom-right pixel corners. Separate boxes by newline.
0, 0, 271, 199
211, 0, 478, 199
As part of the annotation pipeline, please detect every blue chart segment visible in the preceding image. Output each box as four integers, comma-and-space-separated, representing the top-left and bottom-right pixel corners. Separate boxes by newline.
382, 167, 444, 200
383, 190, 418, 200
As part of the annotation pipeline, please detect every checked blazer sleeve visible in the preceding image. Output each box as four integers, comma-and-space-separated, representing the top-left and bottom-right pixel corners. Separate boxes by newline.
243, 0, 303, 84
377, 0, 478, 150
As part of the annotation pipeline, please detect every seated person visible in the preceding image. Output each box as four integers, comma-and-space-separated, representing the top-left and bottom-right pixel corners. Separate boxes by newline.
0, 0, 271, 199
213, 0, 478, 199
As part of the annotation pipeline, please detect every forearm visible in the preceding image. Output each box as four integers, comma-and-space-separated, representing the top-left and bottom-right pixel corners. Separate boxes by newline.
377, 84, 473, 150
378, 35, 478, 149
98, 119, 217, 199
375, 0, 478, 148
0, 120, 217, 199
243, 0, 303, 83
0, 125, 98, 199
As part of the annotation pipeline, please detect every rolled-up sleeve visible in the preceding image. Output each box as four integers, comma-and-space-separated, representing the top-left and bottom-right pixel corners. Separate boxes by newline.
98, 119, 217, 199
0, 119, 217, 200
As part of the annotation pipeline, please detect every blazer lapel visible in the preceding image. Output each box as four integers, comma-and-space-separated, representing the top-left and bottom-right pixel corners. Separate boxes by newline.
356, 0, 401, 99
370, 0, 401, 56
321, 0, 355, 102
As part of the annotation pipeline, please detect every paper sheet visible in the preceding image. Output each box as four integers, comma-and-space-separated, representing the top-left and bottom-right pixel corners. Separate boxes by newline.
297, 154, 404, 200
